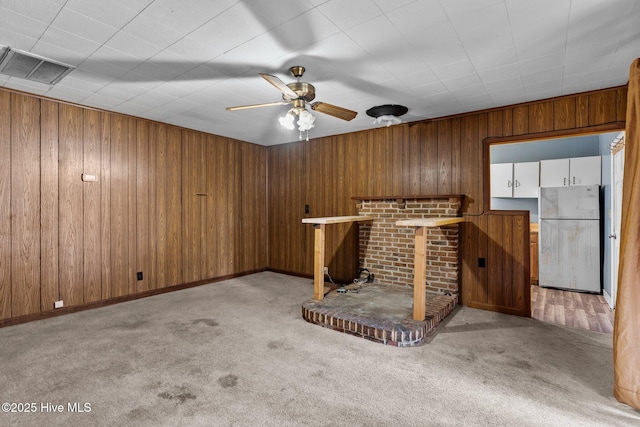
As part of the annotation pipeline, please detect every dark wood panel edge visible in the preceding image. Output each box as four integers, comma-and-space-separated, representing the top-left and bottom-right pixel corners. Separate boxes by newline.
0, 268, 267, 329
352, 194, 464, 201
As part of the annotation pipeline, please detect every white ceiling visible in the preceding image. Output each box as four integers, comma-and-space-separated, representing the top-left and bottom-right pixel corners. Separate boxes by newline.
0, 0, 638, 146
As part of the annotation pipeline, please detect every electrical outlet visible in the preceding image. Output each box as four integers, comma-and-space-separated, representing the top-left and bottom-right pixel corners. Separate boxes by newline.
54, 300, 64, 309
136, 272, 143, 281
305, 204, 310, 214
323, 267, 329, 275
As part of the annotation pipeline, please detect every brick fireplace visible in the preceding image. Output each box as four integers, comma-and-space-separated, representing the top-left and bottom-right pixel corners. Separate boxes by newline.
355, 195, 463, 299
301, 195, 464, 346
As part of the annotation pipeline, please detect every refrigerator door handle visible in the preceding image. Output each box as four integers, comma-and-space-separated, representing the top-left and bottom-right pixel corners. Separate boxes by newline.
609, 234, 617, 239
563, 177, 567, 186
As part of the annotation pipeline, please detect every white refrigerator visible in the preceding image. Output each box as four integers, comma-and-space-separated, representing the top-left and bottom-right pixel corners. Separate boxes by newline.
538, 185, 601, 293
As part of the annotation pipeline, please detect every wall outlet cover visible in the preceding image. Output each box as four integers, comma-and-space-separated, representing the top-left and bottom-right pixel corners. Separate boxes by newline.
54, 300, 64, 309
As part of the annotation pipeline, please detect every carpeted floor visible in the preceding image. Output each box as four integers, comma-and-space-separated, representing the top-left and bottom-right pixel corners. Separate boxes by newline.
1, 272, 638, 426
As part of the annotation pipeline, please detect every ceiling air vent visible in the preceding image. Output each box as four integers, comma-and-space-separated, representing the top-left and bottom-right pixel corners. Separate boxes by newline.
0, 47, 74, 85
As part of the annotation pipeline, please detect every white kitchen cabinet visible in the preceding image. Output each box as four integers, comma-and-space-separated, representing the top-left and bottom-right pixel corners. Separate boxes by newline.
540, 156, 600, 187
513, 162, 540, 198
490, 163, 514, 198
490, 161, 539, 198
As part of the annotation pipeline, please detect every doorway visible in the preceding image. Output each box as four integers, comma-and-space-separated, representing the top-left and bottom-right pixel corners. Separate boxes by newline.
485, 128, 624, 328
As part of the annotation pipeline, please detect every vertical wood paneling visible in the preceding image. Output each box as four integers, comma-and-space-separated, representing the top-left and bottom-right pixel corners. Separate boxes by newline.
460, 218, 479, 306
406, 123, 421, 194
136, 120, 150, 292
229, 140, 242, 274
40, 100, 59, 311
182, 130, 199, 282
502, 108, 513, 137
553, 98, 576, 130
576, 94, 590, 127
147, 123, 159, 290
528, 101, 553, 133
127, 117, 137, 294
460, 115, 480, 214
589, 91, 617, 125
11, 93, 41, 316
487, 215, 503, 306
420, 122, 438, 194
58, 104, 84, 307
437, 120, 452, 193
615, 87, 627, 121
100, 109, 111, 300
109, 115, 129, 298
512, 106, 529, 135
83, 109, 105, 303
165, 126, 182, 287
512, 214, 528, 312
152, 123, 167, 288
450, 117, 462, 194
502, 216, 514, 307
0, 91, 11, 319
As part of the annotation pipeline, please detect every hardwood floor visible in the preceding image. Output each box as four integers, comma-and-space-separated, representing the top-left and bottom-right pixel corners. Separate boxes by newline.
531, 285, 614, 333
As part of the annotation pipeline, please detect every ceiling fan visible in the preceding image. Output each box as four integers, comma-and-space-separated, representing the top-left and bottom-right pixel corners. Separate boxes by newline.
226, 66, 358, 138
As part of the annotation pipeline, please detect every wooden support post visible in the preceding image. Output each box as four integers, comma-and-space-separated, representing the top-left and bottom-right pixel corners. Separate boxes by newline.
413, 226, 427, 321
313, 224, 326, 300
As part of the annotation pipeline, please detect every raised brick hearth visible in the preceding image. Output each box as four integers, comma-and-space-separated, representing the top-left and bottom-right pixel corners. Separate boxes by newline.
301, 195, 463, 346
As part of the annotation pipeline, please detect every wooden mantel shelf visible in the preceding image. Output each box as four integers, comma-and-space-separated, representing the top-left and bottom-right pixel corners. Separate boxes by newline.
302, 215, 374, 225
352, 194, 464, 201
396, 217, 464, 227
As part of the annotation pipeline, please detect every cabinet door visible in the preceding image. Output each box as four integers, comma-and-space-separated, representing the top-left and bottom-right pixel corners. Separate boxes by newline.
490, 163, 513, 197
513, 162, 539, 198
540, 158, 569, 187
569, 156, 601, 186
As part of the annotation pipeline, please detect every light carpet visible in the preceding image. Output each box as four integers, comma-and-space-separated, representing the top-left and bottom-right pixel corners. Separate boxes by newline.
0, 272, 638, 426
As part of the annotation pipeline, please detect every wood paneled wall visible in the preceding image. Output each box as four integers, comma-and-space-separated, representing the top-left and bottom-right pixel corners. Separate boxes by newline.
0, 88, 267, 322
267, 86, 627, 314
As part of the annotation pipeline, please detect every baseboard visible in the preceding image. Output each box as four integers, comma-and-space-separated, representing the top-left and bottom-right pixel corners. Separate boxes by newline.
0, 268, 267, 329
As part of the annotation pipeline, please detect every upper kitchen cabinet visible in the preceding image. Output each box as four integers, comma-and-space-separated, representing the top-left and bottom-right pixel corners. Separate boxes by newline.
539, 156, 601, 187
490, 161, 540, 198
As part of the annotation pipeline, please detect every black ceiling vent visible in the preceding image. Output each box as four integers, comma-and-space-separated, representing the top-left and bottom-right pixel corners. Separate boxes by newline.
0, 47, 75, 85
366, 104, 408, 127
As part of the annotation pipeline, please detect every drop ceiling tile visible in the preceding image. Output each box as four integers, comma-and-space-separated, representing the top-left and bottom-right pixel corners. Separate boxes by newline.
0, 8, 50, 40
65, 0, 152, 28
432, 59, 476, 82
439, 0, 503, 18
478, 63, 520, 84
372, 0, 419, 13
163, 36, 225, 63
245, 0, 317, 27
51, 8, 118, 45
140, 0, 237, 34
267, 9, 341, 52
0, 28, 39, 52
318, 0, 382, 30
121, 14, 184, 48
36, 27, 102, 59
346, 15, 406, 57
0, 0, 63, 24
4, 76, 50, 95
188, 5, 266, 54
104, 31, 164, 61
46, 85, 95, 102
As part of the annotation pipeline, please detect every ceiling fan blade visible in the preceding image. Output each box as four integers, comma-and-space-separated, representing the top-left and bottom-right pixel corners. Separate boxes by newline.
226, 101, 289, 111
310, 102, 358, 121
260, 73, 298, 99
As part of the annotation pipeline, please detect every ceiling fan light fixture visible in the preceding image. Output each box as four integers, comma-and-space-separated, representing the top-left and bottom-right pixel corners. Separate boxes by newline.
279, 110, 296, 130
366, 104, 408, 127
